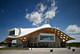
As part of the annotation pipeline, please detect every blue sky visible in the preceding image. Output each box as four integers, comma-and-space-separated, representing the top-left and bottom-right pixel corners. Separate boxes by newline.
0, 0, 80, 42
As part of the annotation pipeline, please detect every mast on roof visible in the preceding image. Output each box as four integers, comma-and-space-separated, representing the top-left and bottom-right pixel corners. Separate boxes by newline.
44, 18, 49, 24
44, 0, 50, 24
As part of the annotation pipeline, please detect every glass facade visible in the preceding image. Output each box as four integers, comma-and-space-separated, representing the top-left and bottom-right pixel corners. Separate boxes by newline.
9, 30, 15, 36
40, 34, 55, 42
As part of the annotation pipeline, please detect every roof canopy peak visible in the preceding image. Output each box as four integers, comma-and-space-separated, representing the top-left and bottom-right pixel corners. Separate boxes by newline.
40, 24, 51, 28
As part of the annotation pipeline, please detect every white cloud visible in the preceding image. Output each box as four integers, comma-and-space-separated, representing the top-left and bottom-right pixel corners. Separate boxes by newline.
25, 3, 46, 26
65, 25, 80, 34
71, 35, 80, 39
65, 25, 80, 43
67, 35, 80, 43
26, 12, 43, 26
39, 3, 46, 12
67, 34, 80, 43
45, 7, 57, 19
45, 0, 57, 19
67, 39, 80, 43
25, 0, 58, 26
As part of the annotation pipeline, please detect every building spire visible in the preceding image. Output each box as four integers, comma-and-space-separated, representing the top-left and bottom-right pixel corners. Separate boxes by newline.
44, 0, 50, 24
44, 18, 49, 24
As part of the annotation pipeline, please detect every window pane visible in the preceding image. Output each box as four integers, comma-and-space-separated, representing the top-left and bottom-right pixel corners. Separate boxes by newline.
9, 30, 15, 36
40, 34, 55, 42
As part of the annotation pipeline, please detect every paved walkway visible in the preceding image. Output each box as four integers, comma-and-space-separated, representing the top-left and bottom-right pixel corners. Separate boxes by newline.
0, 47, 80, 54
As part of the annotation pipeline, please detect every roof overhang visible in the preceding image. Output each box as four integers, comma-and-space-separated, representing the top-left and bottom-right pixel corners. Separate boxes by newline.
4, 27, 75, 43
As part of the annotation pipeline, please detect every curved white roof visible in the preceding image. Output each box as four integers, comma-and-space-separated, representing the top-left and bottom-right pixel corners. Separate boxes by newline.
19, 24, 51, 36
8, 24, 52, 38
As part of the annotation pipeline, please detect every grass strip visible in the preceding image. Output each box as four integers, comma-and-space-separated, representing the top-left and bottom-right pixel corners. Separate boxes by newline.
0, 48, 29, 50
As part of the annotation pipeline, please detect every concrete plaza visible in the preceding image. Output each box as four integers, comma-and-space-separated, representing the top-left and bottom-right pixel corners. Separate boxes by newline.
0, 47, 80, 54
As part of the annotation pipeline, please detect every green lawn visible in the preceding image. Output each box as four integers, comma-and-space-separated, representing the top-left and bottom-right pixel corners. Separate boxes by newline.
0, 48, 29, 50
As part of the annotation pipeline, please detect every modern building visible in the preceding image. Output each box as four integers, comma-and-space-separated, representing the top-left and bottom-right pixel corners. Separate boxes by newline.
4, 24, 74, 48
